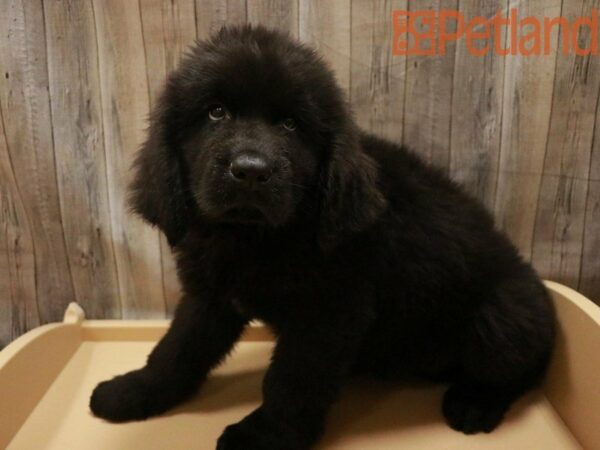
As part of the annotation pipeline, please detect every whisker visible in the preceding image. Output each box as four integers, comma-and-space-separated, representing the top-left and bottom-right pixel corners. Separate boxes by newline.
285, 181, 310, 191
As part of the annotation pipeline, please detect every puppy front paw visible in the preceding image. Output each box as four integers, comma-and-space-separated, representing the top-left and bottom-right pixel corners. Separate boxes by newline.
216, 408, 306, 450
90, 369, 166, 422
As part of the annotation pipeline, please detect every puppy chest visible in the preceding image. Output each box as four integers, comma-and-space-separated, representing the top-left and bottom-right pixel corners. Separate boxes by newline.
181, 270, 308, 323
226, 270, 317, 320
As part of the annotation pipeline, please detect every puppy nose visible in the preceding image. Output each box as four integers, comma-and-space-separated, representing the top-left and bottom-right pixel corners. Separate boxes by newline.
229, 154, 272, 183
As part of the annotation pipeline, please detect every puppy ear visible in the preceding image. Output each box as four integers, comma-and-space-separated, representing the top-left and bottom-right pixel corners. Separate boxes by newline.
318, 129, 387, 250
129, 109, 192, 247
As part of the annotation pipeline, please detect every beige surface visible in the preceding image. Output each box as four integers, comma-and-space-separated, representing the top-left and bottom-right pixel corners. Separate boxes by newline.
1, 281, 599, 449
4, 342, 580, 450
544, 281, 600, 450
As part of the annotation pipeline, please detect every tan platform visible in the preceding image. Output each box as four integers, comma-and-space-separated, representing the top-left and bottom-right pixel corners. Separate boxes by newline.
1, 281, 599, 449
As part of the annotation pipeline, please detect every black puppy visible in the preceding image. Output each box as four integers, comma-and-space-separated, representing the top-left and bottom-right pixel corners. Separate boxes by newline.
90, 25, 555, 449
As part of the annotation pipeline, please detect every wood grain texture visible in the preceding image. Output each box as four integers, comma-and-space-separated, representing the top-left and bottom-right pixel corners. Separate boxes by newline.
141, 0, 197, 99
0, 87, 38, 349
299, 0, 351, 96
579, 94, 600, 300
450, 0, 505, 210
92, 0, 165, 318
351, 0, 406, 143
493, 0, 562, 261
140, 0, 197, 316
403, 0, 458, 172
44, 0, 121, 319
0, 0, 75, 329
195, 0, 248, 39
247, 0, 299, 36
531, 0, 600, 290
2, 0, 600, 344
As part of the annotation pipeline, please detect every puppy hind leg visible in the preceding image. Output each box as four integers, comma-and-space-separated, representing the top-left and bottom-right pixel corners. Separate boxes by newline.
443, 381, 517, 434
442, 283, 554, 434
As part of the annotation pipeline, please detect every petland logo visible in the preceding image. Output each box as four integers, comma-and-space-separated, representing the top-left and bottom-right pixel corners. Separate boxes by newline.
392, 9, 599, 56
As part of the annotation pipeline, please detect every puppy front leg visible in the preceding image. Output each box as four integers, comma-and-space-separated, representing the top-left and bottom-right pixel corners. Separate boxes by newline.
217, 314, 370, 450
90, 294, 247, 422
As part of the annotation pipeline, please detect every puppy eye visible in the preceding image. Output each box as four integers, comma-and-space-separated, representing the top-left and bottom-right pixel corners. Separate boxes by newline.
208, 105, 228, 121
282, 118, 297, 131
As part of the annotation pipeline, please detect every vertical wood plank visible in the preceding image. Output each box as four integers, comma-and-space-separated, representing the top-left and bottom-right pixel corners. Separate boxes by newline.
580, 96, 600, 304
195, 0, 248, 39
350, 0, 406, 143
247, 0, 299, 36
450, 0, 505, 209
494, 0, 561, 261
299, 0, 351, 97
0, 0, 75, 326
403, 0, 458, 171
44, 0, 121, 319
140, 0, 197, 316
0, 97, 38, 348
531, 0, 600, 289
141, 0, 198, 100
92, 0, 165, 318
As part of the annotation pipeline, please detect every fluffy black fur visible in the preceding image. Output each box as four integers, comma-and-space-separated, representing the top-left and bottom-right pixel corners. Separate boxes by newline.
90, 25, 556, 449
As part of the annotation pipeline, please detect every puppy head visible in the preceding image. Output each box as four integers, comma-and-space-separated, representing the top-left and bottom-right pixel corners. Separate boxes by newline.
130, 25, 386, 248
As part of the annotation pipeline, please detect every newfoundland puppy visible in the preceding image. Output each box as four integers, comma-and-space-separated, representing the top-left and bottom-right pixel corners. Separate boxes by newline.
90, 25, 555, 449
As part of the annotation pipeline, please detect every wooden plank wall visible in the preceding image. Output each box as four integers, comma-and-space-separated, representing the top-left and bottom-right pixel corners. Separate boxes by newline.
1, 0, 599, 346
